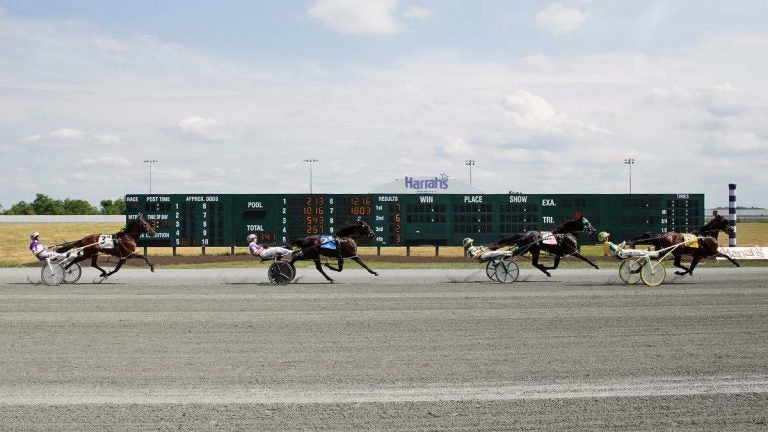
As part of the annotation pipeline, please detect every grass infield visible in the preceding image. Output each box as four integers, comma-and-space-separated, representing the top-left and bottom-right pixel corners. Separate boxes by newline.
2, 222, 767, 268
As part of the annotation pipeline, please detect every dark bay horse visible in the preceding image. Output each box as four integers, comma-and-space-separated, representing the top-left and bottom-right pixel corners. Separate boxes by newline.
291, 220, 378, 283
487, 214, 599, 277
630, 213, 739, 276
55, 215, 157, 279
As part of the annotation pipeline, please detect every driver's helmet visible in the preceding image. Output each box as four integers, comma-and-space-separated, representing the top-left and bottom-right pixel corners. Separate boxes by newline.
30, 231, 40, 240
462, 238, 473, 249
597, 231, 610, 242
246, 234, 257, 243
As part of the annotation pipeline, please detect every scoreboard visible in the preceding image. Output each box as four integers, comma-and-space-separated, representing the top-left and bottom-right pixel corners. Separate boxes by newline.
125, 193, 704, 248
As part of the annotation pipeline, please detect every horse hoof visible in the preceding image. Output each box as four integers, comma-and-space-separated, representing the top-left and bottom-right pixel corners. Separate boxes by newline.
150, 266, 156, 273
373, 272, 379, 276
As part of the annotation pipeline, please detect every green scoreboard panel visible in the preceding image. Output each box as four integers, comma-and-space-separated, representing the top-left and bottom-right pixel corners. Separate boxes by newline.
125, 193, 704, 247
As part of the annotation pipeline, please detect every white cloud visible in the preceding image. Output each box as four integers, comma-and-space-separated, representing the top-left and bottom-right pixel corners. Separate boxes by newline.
22, 129, 121, 144
534, 3, 588, 35
437, 136, 473, 157
177, 116, 231, 141
309, 0, 403, 35
80, 156, 132, 167
50, 128, 86, 140
403, 5, 430, 21
502, 90, 610, 138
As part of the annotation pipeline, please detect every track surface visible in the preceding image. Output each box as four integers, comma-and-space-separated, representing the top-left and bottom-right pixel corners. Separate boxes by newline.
1, 266, 767, 430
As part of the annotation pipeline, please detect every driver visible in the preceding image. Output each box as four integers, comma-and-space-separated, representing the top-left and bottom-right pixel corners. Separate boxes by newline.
599, 231, 647, 259
29, 232, 69, 261
463, 238, 510, 261
247, 234, 294, 260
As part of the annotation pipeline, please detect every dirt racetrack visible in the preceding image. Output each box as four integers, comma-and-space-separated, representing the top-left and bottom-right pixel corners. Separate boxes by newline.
1, 266, 767, 430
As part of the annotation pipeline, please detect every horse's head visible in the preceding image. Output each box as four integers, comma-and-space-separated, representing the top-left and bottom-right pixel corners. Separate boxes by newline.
336, 219, 375, 239
553, 214, 595, 235
127, 214, 156, 237
699, 213, 733, 236
358, 220, 375, 239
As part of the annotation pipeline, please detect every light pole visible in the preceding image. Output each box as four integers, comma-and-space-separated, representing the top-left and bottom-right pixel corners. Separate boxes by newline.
303, 159, 318, 194
144, 159, 158, 194
624, 158, 635, 194
465, 160, 475, 187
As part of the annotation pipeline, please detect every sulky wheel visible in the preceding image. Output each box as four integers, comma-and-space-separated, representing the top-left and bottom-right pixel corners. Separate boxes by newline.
640, 261, 666, 287
493, 256, 519, 283
40, 262, 64, 286
268, 260, 295, 285
618, 259, 642, 285
485, 260, 498, 281
62, 262, 82, 284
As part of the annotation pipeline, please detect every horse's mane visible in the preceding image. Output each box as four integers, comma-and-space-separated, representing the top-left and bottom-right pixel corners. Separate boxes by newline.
551, 217, 580, 234
693, 215, 728, 236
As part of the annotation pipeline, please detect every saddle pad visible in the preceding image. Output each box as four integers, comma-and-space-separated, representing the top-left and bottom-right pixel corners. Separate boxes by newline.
98, 235, 115, 250
540, 232, 558, 246
319, 235, 337, 250
681, 233, 699, 248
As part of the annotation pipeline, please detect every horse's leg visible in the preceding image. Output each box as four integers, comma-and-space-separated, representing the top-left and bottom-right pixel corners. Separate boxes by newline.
125, 252, 155, 272
673, 253, 692, 276
63, 253, 88, 270
571, 252, 600, 269
351, 257, 378, 276
324, 257, 343, 272
685, 254, 703, 276
90, 254, 109, 277
105, 258, 127, 277
714, 252, 740, 267
314, 259, 334, 283
530, 251, 552, 277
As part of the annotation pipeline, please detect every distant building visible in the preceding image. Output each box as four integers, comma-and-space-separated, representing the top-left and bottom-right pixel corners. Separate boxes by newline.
369, 174, 485, 194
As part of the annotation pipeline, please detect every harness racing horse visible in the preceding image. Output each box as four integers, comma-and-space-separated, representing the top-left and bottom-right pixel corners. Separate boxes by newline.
291, 220, 378, 283
487, 214, 599, 277
55, 215, 157, 279
630, 213, 739, 276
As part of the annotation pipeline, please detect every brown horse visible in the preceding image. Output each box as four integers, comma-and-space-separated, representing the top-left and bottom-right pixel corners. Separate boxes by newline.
291, 220, 378, 283
630, 213, 739, 276
487, 214, 599, 277
55, 215, 157, 279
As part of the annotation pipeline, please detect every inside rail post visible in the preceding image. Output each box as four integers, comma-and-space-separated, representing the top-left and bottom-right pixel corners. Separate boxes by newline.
201, 246, 206, 256
729, 183, 737, 246
172, 246, 177, 257
376, 246, 381, 256
143, 246, 148, 256
435, 245, 439, 256
406, 246, 411, 257
230, 246, 235, 255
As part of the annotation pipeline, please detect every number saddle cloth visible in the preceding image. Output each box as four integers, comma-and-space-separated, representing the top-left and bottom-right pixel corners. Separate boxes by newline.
680, 233, 699, 248
319, 235, 337, 250
539, 232, 559, 245
98, 235, 116, 251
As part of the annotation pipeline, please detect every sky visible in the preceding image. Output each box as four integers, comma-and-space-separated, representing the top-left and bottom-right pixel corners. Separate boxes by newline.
1, 0, 767, 209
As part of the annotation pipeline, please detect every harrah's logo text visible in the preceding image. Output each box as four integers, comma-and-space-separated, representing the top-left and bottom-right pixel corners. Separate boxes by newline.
404, 174, 449, 190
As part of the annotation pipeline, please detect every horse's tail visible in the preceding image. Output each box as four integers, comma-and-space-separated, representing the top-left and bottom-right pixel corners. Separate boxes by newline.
54, 239, 82, 253
489, 233, 525, 250
629, 232, 663, 248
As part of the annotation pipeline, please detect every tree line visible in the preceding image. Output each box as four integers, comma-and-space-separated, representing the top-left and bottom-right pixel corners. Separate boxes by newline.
0, 194, 125, 215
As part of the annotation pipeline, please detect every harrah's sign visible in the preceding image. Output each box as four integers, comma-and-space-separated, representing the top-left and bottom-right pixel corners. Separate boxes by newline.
404, 174, 449, 191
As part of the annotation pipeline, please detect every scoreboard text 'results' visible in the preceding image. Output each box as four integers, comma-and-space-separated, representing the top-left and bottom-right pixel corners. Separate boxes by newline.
126, 193, 704, 247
